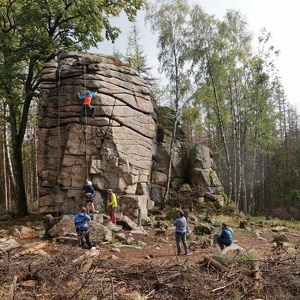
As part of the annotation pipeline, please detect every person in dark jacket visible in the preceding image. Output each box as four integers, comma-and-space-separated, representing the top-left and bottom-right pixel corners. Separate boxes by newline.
173, 210, 191, 256
214, 222, 233, 250
82, 180, 95, 213
74, 207, 93, 249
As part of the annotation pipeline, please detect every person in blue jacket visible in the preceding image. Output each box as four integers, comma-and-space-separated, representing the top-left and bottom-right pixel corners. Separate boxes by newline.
173, 210, 191, 256
74, 207, 93, 249
77, 90, 97, 119
214, 222, 233, 250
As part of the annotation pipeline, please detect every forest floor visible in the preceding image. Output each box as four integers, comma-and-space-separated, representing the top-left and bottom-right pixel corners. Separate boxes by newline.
0, 210, 299, 300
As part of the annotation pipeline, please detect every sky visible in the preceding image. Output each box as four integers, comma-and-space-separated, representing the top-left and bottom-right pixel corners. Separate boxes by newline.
91, 0, 299, 110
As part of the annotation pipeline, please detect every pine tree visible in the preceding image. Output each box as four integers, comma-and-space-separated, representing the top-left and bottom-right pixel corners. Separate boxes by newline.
126, 22, 150, 76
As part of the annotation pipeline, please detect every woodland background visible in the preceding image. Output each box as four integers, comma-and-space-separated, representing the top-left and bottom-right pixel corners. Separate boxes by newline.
0, 0, 300, 220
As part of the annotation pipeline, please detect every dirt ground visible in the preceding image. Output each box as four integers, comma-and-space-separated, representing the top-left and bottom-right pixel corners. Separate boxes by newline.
0, 212, 299, 300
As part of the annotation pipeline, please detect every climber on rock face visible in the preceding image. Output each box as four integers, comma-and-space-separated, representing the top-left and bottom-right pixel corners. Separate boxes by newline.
82, 180, 95, 213
77, 90, 97, 120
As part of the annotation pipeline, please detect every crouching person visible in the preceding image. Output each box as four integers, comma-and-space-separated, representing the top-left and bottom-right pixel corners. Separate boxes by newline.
74, 207, 93, 249
214, 222, 233, 250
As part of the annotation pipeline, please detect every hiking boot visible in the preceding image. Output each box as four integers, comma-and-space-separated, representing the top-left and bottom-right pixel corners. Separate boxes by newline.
184, 252, 192, 256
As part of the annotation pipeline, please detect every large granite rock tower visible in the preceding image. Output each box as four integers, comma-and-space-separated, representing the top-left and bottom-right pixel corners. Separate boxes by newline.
38, 52, 156, 221
38, 52, 225, 221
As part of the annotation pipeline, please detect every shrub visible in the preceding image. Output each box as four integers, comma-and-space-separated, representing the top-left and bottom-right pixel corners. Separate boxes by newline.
286, 190, 300, 204
236, 251, 257, 265
211, 219, 222, 227
215, 251, 257, 266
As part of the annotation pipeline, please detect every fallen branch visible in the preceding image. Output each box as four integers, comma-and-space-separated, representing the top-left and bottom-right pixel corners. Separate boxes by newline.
283, 231, 300, 237
212, 280, 235, 292
202, 255, 229, 272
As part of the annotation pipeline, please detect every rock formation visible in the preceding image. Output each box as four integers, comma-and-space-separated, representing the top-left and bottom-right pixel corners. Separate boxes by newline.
37, 52, 224, 220
38, 52, 155, 221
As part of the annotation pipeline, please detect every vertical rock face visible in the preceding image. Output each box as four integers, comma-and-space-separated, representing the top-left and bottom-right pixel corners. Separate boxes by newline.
150, 125, 188, 203
186, 144, 223, 194
37, 52, 156, 218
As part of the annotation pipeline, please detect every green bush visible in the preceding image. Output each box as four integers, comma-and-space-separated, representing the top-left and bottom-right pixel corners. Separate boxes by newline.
214, 251, 256, 266
236, 251, 257, 265
286, 190, 300, 204
214, 254, 235, 266
211, 219, 222, 227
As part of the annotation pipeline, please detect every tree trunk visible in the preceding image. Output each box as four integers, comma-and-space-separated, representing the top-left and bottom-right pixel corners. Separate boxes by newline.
13, 140, 28, 216
161, 116, 178, 209
209, 69, 233, 200
8, 96, 29, 216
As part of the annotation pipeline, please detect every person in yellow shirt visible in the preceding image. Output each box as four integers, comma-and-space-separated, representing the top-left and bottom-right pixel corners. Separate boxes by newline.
107, 189, 117, 223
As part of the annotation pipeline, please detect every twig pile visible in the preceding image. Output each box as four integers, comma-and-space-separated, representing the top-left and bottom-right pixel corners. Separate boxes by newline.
0, 246, 299, 300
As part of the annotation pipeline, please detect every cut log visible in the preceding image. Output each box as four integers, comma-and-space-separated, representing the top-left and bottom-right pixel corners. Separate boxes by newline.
19, 242, 47, 255
202, 255, 229, 272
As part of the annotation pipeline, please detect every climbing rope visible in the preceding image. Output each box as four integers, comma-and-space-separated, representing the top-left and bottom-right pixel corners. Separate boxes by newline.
57, 67, 63, 215
81, 63, 117, 177
84, 64, 88, 127
83, 64, 89, 180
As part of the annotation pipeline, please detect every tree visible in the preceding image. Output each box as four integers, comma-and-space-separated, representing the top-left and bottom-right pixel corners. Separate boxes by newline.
146, 0, 190, 208
182, 6, 283, 213
0, 0, 146, 216
126, 22, 148, 74
186, 7, 247, 203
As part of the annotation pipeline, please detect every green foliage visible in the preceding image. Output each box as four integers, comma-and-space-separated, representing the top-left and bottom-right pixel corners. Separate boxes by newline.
178, 183, 192, 192
249, 216, 300, 231
126, 22, 149, 75
214, 253, 235, 266
211, 219, 222, 227
205, 195, 222, 210
0, 0, 146, 215
109, 238, 118, 245
285, 190, 300, 204
149, 82, 170, 106
234, 292, 244, 300
112, 48, 123, 61
220, 192, 229, 205
215, 251, 256, 266
129, 241, 147, 248
146, 0, 192, 208
236, 251, 257, 265
203, 201, 218, 214
28, 201, 39, 213
208, 170, 217, 183
156, 106, 176, 128
241, 226, 252, 233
